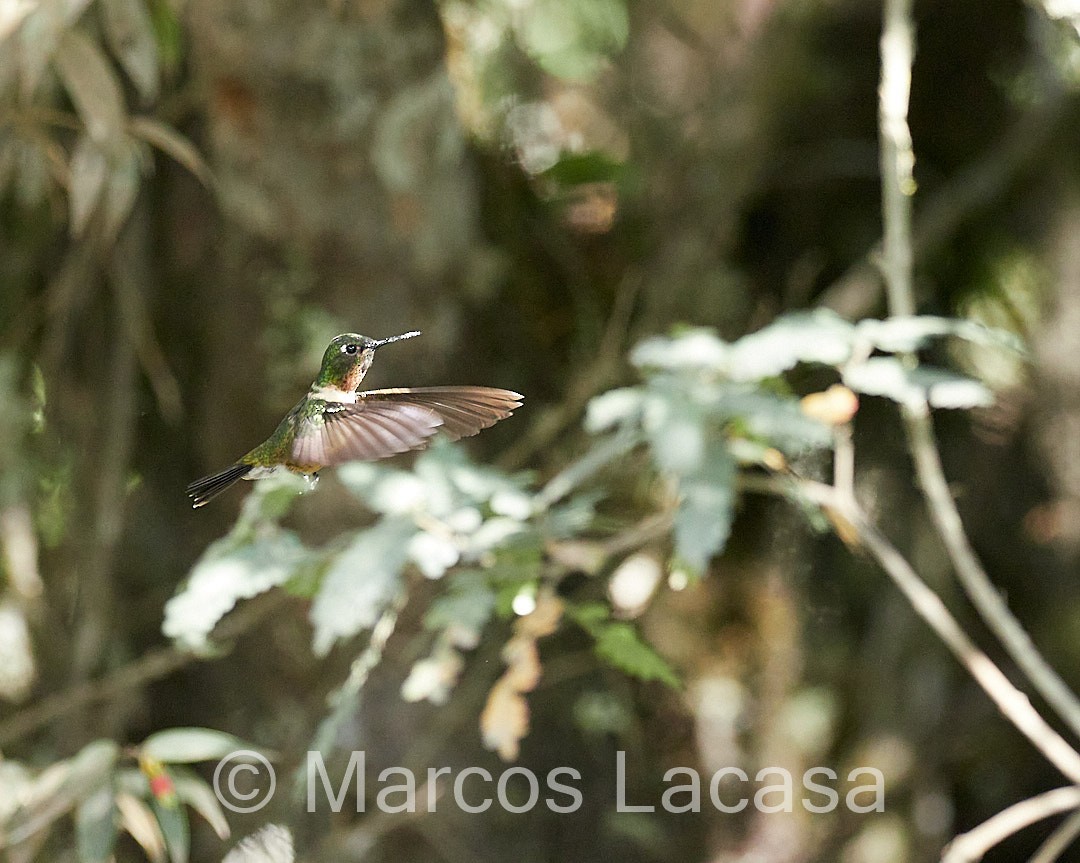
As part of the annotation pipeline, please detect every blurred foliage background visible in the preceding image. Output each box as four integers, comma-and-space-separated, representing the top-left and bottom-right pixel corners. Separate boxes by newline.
4, 0, 1080, 861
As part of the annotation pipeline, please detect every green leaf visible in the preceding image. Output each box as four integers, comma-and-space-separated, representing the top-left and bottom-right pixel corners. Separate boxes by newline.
163, 530, 309, 649
843, 357, 994, 409
141, 728, 261, 764
630, 329, 729, 373
55, 30, 127, 146
424, 571, 496, 634
309, 518, 416, 655
718, 389, 833, 452
221, 824, 294, 863
855, 315, 1026, 355
585, 387, 646, 433
672, 449, 736, 574
76, 786, 119, 863
101, 0, 159, 101
101, 143, 141, 241
516, 0, 629, 81
5, 740, 119, 846
728, 310, 855, 381
68, 134, 108, 236
151, 797, 189, 863
116, 792, 166, 863
539, 150, 624, 186
641, 387, 707, 475
129, 117, 212, 185
171, 771, 230, 841
593, 622, 680, 688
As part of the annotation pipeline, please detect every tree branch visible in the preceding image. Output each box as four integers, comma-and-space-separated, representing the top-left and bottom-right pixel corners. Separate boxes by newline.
940, 787, 1080, 863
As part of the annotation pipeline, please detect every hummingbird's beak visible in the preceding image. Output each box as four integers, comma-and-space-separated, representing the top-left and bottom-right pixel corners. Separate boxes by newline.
372, 331, 421, 349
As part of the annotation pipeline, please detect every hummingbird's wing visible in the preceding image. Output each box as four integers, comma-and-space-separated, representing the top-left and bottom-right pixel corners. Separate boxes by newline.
291, 400, 444, 467
356, 387, 523, 441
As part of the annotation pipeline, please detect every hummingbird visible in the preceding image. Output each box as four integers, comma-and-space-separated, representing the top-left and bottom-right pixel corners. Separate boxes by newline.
187, 330, 522, 508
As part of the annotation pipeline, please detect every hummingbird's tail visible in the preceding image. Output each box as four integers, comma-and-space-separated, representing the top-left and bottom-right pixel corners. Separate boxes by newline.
186, 464, 252, 508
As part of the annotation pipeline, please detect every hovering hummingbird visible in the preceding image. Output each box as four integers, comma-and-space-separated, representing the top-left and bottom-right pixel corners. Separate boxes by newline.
187, 330, 522, 508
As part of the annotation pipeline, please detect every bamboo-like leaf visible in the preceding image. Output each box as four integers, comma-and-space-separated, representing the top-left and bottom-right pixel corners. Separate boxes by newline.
129, 117, 212, 185
116, 791, 166, 863
171, 771, 230, 841
101, 0, 159, 101
101, 145, 140, 241
76, 786, 119, 863
141, 727, 262, 764
55, 29, 127, 145
68, 134, 108, 236
151, 797, 189, 863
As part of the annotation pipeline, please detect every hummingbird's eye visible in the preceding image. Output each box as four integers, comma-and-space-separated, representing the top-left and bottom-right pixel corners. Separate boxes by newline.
343, 344, 359, 355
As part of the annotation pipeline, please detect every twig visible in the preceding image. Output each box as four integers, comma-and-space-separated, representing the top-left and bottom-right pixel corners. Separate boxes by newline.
742, 476, 1080, 784
905, 402, 1080, 740
1027, 808, 1080, 863
0, 591, 290, 749
876, 0, 1080, 744
940, 787, 1080, 863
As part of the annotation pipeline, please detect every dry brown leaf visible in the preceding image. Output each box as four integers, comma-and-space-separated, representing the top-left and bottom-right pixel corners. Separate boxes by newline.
501, 637, 542, 692
515, 589, 563, 639
480, 677, 529, 762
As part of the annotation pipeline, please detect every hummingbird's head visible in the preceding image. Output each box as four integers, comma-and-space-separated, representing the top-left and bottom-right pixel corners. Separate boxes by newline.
316, 330, 421, 391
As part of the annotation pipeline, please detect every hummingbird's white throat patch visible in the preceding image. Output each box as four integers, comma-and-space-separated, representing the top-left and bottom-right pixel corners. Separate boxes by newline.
309, 385, 358, 404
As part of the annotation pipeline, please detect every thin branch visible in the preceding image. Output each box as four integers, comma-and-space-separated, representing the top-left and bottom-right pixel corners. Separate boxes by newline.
878, 0, 917, 318
846, 501, 1080, 783
876, 0, 1080, 744
940, 787, 1080, 863
905, 402, 1080, 740
1027, 808, 1080, 863
742, 476, 1080, 784
0, 591, 290, 749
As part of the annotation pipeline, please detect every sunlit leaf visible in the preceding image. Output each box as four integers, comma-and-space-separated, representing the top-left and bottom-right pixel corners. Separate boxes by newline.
642, 388, 706, 475
408, 529, 460, 579
141, 727, 261, 764
401, 644, 465, 704
516, 0, 629, 81
55, 30, 127, 145
75, 786, 119, 863
584, 387, 646, 432
672, 446, 735, 574
163, 531, 309, 649
101, 0, 159, 101
631, 329, 729, 373
221, 824, 294, 863
843, 357, 994, 409
116, 792, 166, 863
855, 315, 1026, 355
728, 310, 855, 381
309, 517, 415, 655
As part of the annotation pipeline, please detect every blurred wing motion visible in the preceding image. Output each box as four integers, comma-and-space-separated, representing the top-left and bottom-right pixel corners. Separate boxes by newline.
187, 387, 522, 508
292, 386, 523, 467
